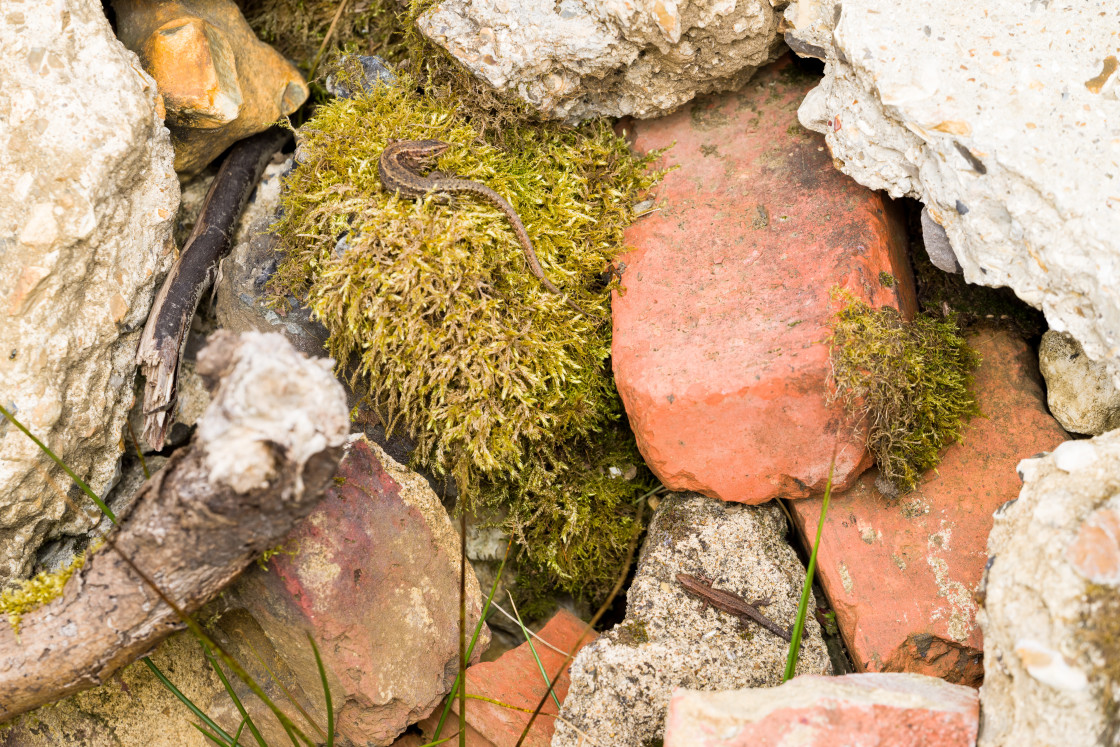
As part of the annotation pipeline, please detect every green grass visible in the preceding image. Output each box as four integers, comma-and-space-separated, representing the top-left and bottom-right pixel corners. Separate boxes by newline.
784, 458, 834, 681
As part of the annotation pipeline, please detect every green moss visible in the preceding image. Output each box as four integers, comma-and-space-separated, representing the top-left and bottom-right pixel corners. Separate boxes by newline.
878, 271, 895, 288
270, 73, 662, 604
830, 289, 981, 493
0, 546, 95, 633
239, 0, 410, 73
616, 618, 650, 645
257, 538, 301, 570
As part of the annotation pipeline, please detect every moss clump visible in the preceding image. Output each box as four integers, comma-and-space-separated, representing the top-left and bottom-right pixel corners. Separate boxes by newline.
830, 290, 981, 493
238, 0, 410, 72
0, 547, 94, 633
270, 74, 661, 603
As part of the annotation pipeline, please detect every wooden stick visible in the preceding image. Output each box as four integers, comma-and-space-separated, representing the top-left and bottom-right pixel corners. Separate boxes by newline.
0, 331, 348, 722
137, 127, 292, 449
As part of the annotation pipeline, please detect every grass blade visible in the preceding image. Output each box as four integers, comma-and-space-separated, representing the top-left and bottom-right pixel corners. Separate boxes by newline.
204, 644, 269, 747
231, 720, 246, 746
192, 721, 233, 746
0, 403, 116, 523
241, 636, 326, 737
783, 456, 835, 682
506, 592, 561, 712
418, 734, 457, 747
431, 538, 512, 740
309, 634, 334, 747
458, 509, 467, 747
145, 657, 234, 743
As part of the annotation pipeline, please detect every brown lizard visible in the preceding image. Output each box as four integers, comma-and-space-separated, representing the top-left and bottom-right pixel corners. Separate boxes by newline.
676, 573, 792, 643
378, 139, 575, 307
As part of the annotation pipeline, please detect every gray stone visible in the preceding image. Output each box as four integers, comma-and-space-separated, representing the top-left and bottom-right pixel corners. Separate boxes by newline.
214, 156, 331, 360
977, 432, 1120, 746
786, 0, 1120, 387
553, 493, 830, 747
921, 205, 962, 275
1039, 330, 1120, 436
0, 0, 178, 585
418, 0, 785, 123
325, 55, 397, 99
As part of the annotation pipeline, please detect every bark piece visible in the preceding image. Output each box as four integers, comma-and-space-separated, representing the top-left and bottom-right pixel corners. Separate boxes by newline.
137, 128, 291, 450
0, 331, 349, 723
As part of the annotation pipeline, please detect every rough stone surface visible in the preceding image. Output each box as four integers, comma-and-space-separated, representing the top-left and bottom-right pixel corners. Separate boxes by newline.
790, 328, 1070, 686
221, 436, 490, 746
978, 429, 1120, 747
664, 672, 979, 746
0, 0, 178, 586
553, 493, 831, 747
418, 0, 785, 122
418, 609, 595, 747
786, 0, 1120, 388
613, 59, 914, 505
0, 632, 274, 747
213, 156, 332, 361
1039, 330, 1120, 436
112, 0, 308, 174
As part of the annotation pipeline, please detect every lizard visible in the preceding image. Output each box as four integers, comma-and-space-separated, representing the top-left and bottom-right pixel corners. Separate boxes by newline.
676, 572, 793, 643
378, 139, 577, 308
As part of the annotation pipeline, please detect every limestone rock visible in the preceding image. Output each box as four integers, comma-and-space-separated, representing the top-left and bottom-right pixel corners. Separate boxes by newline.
219, 437, 490, 746
553, 493, 831, 747
0, 632, 284, 747
417, 0, 785, 122
978, 431, 1120, 746
1039, 330, 1120, 436
613, 59, 914, 504
0, 0, 178, 586
664, 672, 979, 746
790, 328, 1069, 686
786, 0, 1120, 388
112, 0, 309, 174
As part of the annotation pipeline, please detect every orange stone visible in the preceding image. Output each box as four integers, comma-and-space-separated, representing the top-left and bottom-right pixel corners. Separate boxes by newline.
111, 0, 308, 174
789, 328, 1070, 686
613, 57, 914, 505
419, 609, 597, 747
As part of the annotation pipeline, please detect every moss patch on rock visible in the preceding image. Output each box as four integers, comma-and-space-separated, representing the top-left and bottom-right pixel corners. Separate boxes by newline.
270, 74, 661, 602
0, 546, 94, 633
830, 290, 981, 493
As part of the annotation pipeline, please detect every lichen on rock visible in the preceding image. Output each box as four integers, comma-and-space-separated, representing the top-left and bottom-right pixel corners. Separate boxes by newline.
269, 72, 662, 601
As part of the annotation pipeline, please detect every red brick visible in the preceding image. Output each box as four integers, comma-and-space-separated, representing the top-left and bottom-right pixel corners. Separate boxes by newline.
613, 58, 912, 504
419, 609, 597, 747
789, 329, 1070, 685
664, 672, 978, 746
